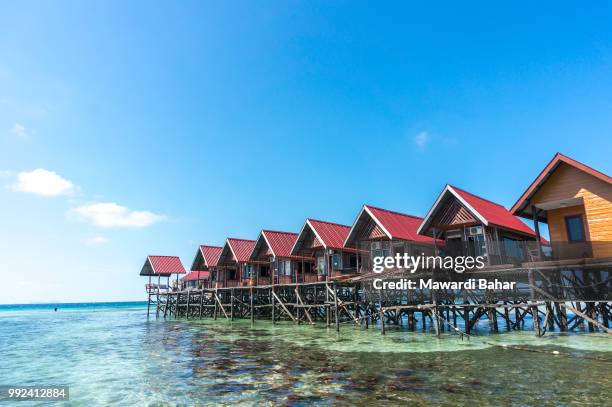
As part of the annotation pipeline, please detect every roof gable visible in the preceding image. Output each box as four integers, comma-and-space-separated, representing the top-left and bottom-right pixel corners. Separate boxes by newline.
141, 255, 186, 276
201, 245, 222, 267
345, 205, 435, 246
511, 153, 612, 219
307, 219, 351, 249
190, 245, 223, 270
418, 185, 536, 237
219, 238, 256, 264
251, 230, 299, 259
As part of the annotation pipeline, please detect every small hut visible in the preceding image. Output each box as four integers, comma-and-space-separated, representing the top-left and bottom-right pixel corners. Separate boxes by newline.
180, 271, 207, 290
249, 230, 314, 285
187, 245, 223, 289
418, 185, 537, 265
511, 153, 612, 260
216, 238, 256, 287
291, 219, 356, 281
344, 205, 438, 273
140, 255, 187, 293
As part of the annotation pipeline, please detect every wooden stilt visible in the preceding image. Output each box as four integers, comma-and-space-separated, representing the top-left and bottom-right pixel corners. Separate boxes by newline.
186, 291, 191, 319
199, 290, 204, 318
271, 287, 276, 324
230, 288, 234, 321
250, 287, 254, 324
334, 282, 340, 332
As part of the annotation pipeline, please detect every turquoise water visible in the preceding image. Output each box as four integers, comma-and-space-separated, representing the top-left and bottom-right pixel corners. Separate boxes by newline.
0, 302, 610, 406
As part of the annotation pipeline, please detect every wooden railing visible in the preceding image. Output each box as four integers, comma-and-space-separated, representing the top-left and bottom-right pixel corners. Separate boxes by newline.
302, 273, 319, 283
277, 275, 294, 285
145, 283, 168, 294
257, 276, 271, 286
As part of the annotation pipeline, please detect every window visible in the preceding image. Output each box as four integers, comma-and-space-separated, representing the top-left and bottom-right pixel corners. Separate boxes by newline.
284, 260, 292, 276
467, 234, 486, 257
276, 261, 283, 276
565, 215, 585, 242
242, 264, 251, 279
349, 254, 357, 268
317, 257, 326, 275
304, 262, 313, 274
332, 254, 342, 270
502, 237, 523, 260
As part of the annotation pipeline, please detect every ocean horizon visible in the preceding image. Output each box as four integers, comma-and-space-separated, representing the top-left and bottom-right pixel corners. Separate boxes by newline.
0, 300, 147, 308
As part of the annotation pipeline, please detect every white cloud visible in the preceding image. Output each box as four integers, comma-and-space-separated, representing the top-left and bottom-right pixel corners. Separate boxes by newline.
70, 202, 165, 228
83, 236, 109, 246
414, 131, 429, 148
10, 123, 29, 139
11, 169, 75, 196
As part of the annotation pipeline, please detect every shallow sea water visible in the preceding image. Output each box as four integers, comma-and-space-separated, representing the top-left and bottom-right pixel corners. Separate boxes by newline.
0, 302, 610, 406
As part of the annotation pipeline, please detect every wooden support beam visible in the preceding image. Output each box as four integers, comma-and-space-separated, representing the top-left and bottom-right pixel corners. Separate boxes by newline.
271, 287, 275, 324
250, 287, 254, 324
185, 291, 190, 319
199, 290, 204, 318
230, 288, 234, 321
214, 292, 229, 319
560, 303, 612, 335
325, 284, 360, 325
271, 290, 297, 322
295, 287, 314, 324
334, 282, 340, 332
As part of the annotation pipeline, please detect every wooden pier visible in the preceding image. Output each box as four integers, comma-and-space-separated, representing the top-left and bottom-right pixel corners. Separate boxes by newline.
148, 266, 612, 337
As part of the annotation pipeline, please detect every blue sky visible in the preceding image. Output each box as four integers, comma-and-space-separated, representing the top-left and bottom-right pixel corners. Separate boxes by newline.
1, 2, 611, 303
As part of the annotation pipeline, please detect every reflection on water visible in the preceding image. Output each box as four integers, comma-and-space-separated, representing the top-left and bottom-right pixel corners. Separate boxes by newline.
0, 304, 610, 406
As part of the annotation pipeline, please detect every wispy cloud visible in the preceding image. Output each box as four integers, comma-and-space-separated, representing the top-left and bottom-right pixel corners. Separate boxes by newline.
10, 123, 29, 139
414, 131, 429, 148
83, 236, 109, 246
69, 202, 165, 228
11, 169, 75, 197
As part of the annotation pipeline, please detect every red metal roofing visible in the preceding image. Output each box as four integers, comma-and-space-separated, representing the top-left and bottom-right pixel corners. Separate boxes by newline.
200, 245, 223, 267
511, 152, 612, 218
262, 230, 299, 258
364, 205, 436, 244
181, 270, 210, 281
450, 185, 536, 236
227, 238, 256, 263
148, 255, 186, 275
307, 219, 351, 249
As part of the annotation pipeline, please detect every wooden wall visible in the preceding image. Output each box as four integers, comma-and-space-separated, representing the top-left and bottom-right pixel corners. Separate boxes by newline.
532, 163, 612, 258
546, 205, 589, 242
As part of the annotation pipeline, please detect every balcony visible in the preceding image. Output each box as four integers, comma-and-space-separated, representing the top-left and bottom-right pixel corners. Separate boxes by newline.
441, 240, 607, 267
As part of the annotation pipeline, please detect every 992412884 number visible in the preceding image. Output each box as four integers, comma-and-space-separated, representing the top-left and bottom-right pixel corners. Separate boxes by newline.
1, 386, 69, 401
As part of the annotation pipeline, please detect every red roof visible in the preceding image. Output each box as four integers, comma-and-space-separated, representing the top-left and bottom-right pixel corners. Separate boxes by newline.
511, 152, 612, 219
147, 255, 186, 275
307, 219, 351, 249
200, 245, 222, 267
364, 205, 436, 244
181, 270, 210, 281
226, 238, 256, 263
261, 230, 298, 258
449, 185, 536, 236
